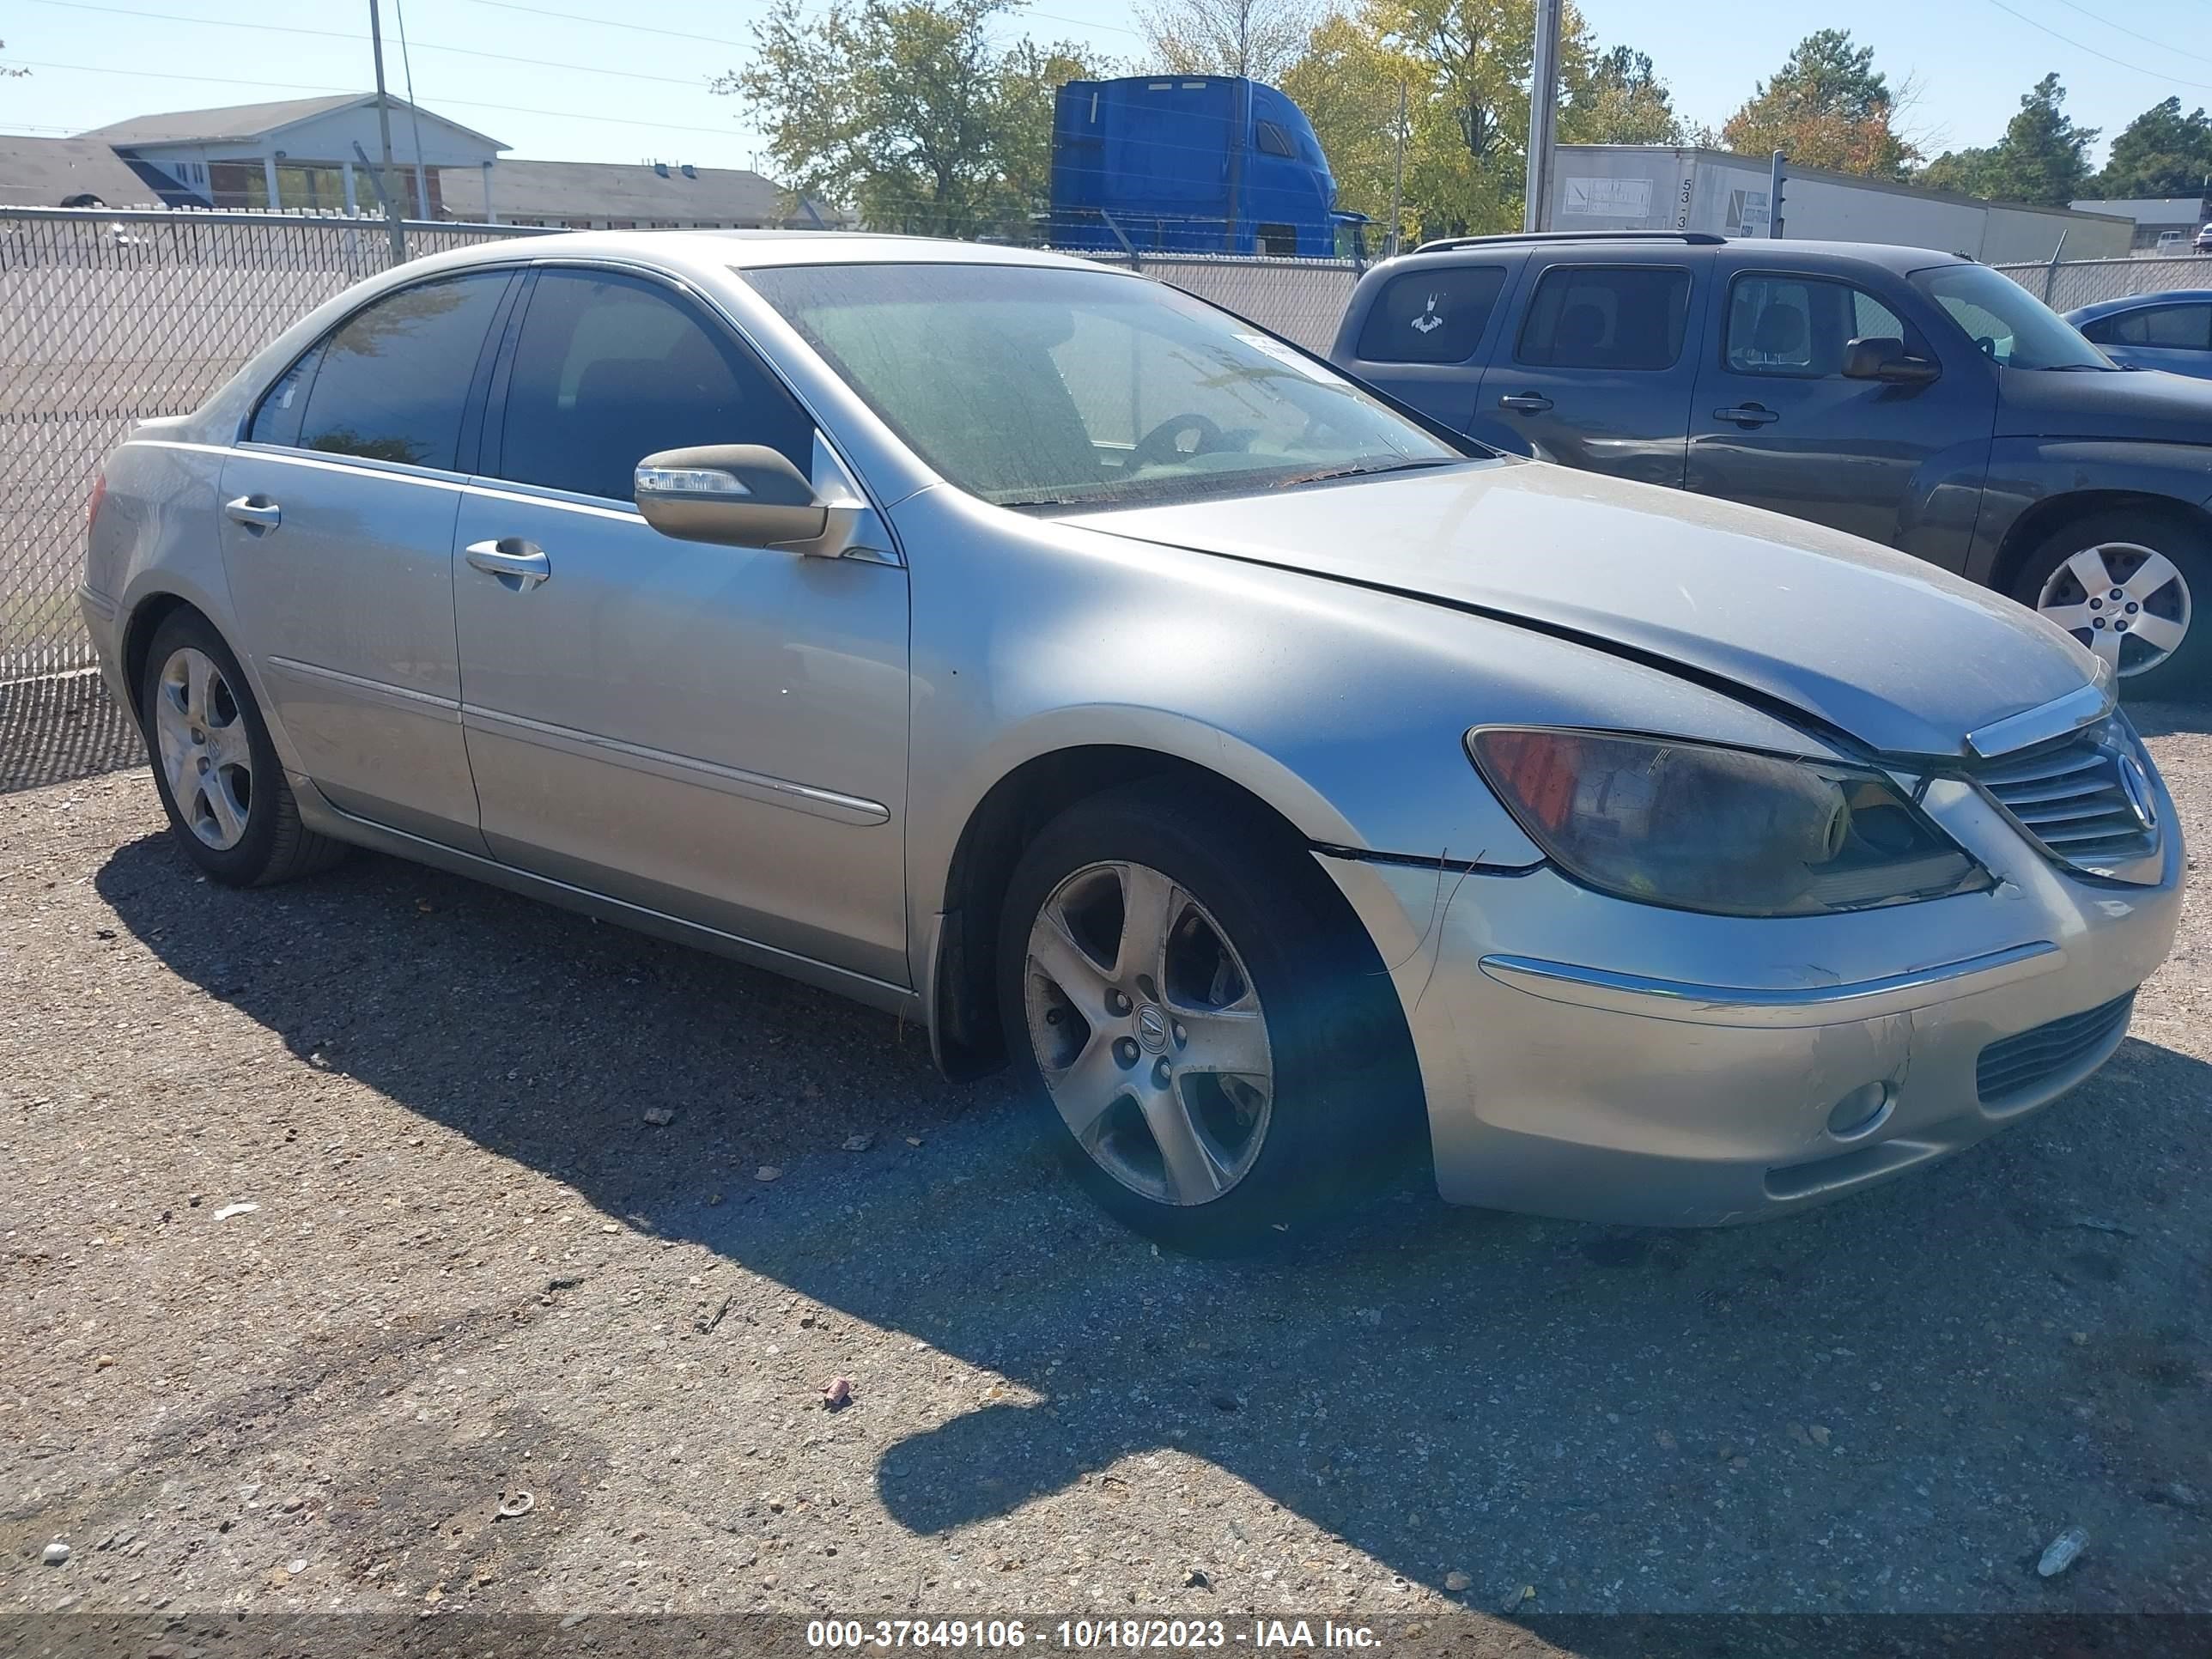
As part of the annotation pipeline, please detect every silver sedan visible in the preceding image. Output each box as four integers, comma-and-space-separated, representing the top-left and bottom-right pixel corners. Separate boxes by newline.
82, 233, 2183, 1247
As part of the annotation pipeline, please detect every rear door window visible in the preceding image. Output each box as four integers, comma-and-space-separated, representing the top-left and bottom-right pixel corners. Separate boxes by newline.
295, 273, 509, 471
490, 268, 811, 504
2097, 303, 2212, 349
1355, 265, 1509, 364
1516, 264, 1690, 371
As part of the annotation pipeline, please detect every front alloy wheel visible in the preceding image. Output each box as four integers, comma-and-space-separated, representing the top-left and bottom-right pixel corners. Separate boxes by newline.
1024, 860, 1274, 1207
2034, 541, 2191, 680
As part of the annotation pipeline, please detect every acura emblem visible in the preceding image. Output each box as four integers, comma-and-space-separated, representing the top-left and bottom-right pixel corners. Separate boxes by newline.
2117, 751, 2157, 832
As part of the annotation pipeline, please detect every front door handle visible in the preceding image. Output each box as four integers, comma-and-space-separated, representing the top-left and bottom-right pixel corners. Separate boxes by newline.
1714, 404, 1781, 427
465, 538, 550, 590
224, 495, 280, 531
1498, 392, 1553, 413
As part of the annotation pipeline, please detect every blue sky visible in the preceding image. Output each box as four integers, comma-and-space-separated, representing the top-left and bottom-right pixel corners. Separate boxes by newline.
3, 0, 2209, 176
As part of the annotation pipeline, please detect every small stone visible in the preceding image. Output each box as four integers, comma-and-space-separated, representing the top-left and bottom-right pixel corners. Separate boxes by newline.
842, 1133, 873, 1152
2039, 1527, 2087, 1577
1184, 1569, 1210, 1589
822, 1376, 854, 1410
288, 1558, 307, 1575
755, 1166, 781, 1182
1788, 1422, 1811, 1445
1717, 1443, 1736, 1462
905, 1136, 923, 1146
1654, 1429, 1677, 1451
94, 1354, 114, 1370
1499, 1584, 1534, 1613
1443, 1570, 1472, 1592
42, 1542, 70, 1567
641, 1107, 675, 1127
1730, 1455, 1750, 1471
211, 1202, 258, 1221
1808, 1425, 1832, 1447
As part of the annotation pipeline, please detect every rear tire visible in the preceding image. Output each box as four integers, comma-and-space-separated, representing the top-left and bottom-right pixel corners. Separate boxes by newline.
2012, 509, 2210, 702
996, 776, 1423, 1253
138, 609, 347, 886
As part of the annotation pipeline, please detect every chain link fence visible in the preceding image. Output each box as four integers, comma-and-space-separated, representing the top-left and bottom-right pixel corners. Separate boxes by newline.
1991, 252, 2212, 312
1084, 251, 1360, 354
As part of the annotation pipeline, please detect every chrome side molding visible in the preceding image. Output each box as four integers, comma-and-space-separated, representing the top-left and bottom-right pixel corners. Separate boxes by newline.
1964, 678, 2113, 761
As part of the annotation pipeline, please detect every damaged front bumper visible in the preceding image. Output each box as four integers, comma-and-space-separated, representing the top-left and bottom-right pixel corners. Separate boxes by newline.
1318, 769, 2183, 1226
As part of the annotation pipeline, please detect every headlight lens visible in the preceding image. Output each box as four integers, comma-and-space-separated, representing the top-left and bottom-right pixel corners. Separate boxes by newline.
1468, 727, 1986, 917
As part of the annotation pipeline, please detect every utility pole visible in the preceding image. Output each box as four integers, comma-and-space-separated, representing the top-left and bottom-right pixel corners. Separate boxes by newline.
1522, 0, 1562, 234
368, 0, 406, 262
1768, 149, 1787, 239
1388, 81, 1407, 257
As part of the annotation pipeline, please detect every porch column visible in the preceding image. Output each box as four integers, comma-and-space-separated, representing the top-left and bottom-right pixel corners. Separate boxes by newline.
481, 160, 495, 224
342, 159, 356, 214
263, 155, 282, 210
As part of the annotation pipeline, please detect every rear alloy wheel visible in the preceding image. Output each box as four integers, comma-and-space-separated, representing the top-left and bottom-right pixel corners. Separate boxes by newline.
997, 778, 1422, 1251
151, 645, 255, 853
2018, 513, 2210, 700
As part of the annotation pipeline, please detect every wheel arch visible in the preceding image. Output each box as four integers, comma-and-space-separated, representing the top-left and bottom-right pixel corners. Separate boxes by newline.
1990, 489, 2212, 602
119, 590, 203, 720
926, 744, 1338, 1081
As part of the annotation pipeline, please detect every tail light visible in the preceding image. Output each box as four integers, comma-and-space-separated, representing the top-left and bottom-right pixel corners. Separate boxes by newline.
88, 471, 108, 537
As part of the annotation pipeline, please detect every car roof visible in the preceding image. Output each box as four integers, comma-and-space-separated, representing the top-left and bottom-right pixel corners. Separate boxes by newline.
2066, 289, 2212, 321
1398, 234, 1974, 274
422, 228, 1105, 275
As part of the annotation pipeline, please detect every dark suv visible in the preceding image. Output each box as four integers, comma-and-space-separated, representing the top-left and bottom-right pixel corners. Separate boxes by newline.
1330, 232, 2212, 698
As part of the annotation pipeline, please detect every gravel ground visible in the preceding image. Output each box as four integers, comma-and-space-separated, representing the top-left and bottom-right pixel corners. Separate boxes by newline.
3, 711, 2209, 1638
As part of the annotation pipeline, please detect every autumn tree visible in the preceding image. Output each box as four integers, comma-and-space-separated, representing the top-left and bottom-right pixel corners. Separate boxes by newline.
1564, 45, 1682, 147
1720, 28, 1917, 177
720, 0, 1107, 239
1137, 0, 1317, 83
1279, 12, 1413, 234
2093, 97, 2212, 198
1921, 74, 2096, 207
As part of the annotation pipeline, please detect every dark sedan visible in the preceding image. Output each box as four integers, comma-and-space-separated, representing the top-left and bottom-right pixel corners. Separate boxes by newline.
2066, 290, 2212, 380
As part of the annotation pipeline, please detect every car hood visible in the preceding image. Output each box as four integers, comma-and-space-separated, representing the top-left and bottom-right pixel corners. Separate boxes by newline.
1062, 459, 2097, 759
1996, 361, 2212, 441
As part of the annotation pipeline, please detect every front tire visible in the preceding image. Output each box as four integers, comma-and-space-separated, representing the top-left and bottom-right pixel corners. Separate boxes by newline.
138, 609, 346, 886
2014, 510, 2209, 700
996, 777, 1422, 1252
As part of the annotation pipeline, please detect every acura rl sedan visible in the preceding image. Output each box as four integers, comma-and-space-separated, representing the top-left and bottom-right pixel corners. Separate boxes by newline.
82, 233, 2183, 1248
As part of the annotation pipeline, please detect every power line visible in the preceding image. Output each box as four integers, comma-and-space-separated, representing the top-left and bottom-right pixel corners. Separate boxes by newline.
1978, 0, 2212, 96
2038, 0, 2212, 71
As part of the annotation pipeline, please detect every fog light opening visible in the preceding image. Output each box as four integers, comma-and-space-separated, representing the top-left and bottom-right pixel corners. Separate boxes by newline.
1826, 1080, 1895, 1141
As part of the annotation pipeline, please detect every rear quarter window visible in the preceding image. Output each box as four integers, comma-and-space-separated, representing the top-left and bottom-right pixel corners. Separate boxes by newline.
1516, 264, 1690, 371
1355, 265, 1508, 364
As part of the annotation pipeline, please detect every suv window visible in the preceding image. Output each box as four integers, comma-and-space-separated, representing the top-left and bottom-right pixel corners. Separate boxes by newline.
494, 269, 810, 503
1724, 274, 1911, 376
2087, 303, 2212, 349
1516, 265, 1690, 371
293, 273, 507, 470
1355, 265, 1508, 364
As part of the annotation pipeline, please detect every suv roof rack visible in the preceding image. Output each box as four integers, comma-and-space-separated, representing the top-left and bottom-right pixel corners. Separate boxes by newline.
1410, 230, 1729, 253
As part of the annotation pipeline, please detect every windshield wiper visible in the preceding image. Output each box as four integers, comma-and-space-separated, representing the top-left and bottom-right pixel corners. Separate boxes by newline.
1271, 458, 1462, 489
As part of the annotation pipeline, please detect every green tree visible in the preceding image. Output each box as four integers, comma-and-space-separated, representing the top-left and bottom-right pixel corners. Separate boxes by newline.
719, 0, 1107, 239
1922, 74, 2097, 207
1720, 28, 1917, 177
1564, 45, 1682, 147
1279, 11, 1414, 234
2092, 97, 2212, 198
1136, 0, 1317, 83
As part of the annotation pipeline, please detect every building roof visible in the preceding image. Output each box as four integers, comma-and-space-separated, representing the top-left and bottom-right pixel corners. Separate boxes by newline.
83, 93, 505, 154
438, 158, 833, 228
2069, 197, 2209, 224
0, 134, 167, 208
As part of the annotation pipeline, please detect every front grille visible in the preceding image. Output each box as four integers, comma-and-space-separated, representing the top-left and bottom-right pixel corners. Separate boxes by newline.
1974, 717, 2157, 872
1976, 991, 2135, 1104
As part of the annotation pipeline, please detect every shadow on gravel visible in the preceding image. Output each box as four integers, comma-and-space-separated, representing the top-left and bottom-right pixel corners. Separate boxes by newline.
97, 830, 2212, 1612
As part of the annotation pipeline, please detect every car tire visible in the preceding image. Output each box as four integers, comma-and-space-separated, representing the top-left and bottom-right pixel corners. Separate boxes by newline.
995, 776, 1423, 1253
138, 609, 347, 886
2013, 509, 2211, 702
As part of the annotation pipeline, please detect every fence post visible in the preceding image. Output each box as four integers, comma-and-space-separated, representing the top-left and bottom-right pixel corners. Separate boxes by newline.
2041, 229, 2067, 306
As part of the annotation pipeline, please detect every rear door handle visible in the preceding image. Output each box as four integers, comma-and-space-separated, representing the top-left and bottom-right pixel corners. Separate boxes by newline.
224, 495, 280, 530
1497, 392, 1553, 413
1714, 404, 1781, 427
465, 538, 550, 590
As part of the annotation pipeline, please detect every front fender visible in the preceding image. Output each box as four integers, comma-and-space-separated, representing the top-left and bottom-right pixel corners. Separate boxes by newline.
1966, 437, 2212, 586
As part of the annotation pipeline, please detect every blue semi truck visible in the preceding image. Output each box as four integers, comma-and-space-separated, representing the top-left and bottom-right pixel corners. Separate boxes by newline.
1048, 75, 1364, 258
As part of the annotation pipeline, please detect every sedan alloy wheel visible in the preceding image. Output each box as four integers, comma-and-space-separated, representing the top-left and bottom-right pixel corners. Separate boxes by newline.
2035, 541, 2192, 678
153, 645, 254, 850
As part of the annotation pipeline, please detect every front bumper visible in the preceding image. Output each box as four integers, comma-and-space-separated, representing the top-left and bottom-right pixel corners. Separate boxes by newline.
1320, 770, 2184, 1226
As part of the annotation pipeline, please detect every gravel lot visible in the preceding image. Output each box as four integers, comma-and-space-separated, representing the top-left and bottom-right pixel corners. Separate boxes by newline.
4, 710, 2209, 1640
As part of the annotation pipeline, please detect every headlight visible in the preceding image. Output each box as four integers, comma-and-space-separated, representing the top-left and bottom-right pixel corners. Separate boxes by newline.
1468, 727, 1987, 917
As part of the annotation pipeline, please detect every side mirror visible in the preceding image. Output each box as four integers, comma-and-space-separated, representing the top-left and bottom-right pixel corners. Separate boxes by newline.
635, 444, 845, 553
1842, 336, 1940, 386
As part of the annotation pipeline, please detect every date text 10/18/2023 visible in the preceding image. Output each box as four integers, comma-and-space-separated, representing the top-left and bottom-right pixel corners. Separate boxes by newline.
805, 1620, 1383, 1650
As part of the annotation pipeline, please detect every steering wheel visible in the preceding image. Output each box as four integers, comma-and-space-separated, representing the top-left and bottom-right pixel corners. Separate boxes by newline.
1131, 411, 1224, 471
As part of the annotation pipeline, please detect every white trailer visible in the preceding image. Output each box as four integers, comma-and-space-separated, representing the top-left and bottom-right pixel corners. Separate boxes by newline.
1550, 146, 2132, 264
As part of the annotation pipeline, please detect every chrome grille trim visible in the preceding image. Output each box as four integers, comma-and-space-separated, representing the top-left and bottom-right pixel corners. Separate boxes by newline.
1972, 715, 2159, 875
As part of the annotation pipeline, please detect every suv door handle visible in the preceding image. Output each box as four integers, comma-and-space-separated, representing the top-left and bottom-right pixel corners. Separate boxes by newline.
1714, 404, 1781, 427
1498, 392, 1553, 413
224, 495, 280, 530
465, 538, 550, 590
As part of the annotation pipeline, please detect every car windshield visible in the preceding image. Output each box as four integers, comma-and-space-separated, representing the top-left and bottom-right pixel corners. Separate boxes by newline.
1909, 263, 2110, 370
742, 261, 1467, 509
